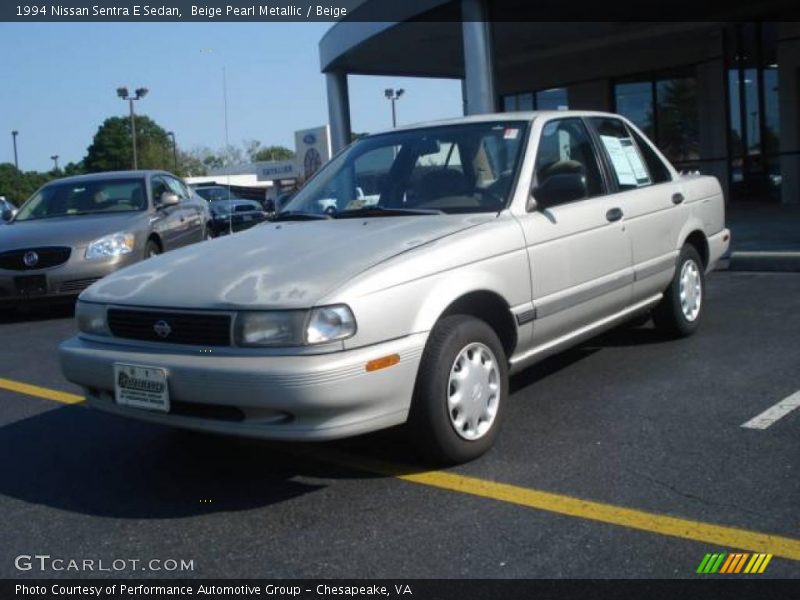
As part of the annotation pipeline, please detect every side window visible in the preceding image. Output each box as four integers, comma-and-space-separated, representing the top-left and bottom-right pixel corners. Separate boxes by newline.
166, 177, 188, 200
151, 177, 169, 203
628, 127, 672, 184
533, 118, 604, 207
590, 117, 653, 191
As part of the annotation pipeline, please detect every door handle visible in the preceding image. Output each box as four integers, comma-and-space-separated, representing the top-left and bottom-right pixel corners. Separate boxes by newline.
672, 193, 685, 205
606, 207, 623, 222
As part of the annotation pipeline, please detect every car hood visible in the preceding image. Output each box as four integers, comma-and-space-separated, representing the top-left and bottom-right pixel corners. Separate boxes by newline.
0, 213, 146, 250
84, 214, 493, 309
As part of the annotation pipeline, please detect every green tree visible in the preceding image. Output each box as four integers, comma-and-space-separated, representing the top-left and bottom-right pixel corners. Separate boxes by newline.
84, 115, 172, 172
251, 145, 294, 162
0, 163, 53, 205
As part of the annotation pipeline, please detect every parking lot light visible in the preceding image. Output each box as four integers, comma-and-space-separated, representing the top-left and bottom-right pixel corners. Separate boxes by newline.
116, 86, 149, 170
384, 88, 405, 128
167, 131, 177, 171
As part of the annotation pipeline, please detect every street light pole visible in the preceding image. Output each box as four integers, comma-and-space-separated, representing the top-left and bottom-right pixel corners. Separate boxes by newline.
167, 131, 178, 171
384, 88, 405, 128
11, 131, 19, 170
116, 86, 149, 170
50, 155, 59, 171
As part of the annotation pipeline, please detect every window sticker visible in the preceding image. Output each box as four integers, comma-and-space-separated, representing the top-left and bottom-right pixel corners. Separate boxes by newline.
600, 135, 650, 187
620, 138, 651, 185
600, 135, 637, 186
503, 128, 519, 140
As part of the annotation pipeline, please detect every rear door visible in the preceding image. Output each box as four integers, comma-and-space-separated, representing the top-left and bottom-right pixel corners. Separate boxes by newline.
516, 117, 634, 347
586, 117, 686, 301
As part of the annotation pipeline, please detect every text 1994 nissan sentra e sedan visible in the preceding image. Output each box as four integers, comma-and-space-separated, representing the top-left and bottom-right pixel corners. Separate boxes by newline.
59, 112, 729, 464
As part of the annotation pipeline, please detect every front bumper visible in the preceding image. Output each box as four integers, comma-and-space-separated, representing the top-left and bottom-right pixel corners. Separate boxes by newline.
59, 333, 427, 440
0, 253, 139, 303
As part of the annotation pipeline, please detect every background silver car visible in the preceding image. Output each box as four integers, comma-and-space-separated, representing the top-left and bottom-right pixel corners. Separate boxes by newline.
0, 170, 211, 304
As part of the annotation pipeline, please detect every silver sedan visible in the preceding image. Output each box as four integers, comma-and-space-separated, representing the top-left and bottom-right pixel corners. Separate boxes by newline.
60, 112, 729, 464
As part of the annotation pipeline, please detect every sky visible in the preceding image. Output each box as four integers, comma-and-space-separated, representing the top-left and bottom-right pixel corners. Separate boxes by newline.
0, 22, 463, 172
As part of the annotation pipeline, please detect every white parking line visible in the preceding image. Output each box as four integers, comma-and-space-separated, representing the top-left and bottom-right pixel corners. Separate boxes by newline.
741, 390, 800, 430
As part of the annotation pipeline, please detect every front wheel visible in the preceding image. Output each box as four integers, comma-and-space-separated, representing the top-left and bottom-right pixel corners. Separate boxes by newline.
144, 239, 161, 259
652, 244, 705, 337
407, 315, 508, 465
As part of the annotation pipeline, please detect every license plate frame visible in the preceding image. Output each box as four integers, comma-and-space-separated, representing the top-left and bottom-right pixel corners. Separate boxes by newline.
113, 363, 170, 413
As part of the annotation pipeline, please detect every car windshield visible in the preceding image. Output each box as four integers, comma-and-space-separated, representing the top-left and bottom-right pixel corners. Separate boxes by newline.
196, 187, 240, 202
283, 121, 529, 216
15, 178, 147, 221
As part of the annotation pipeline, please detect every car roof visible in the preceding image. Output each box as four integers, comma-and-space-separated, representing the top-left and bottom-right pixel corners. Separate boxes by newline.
381, 110, 625, 136
44, 170, 175, 186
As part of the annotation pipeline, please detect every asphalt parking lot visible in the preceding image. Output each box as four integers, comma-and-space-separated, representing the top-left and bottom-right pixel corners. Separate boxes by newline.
0, 270, 797, 579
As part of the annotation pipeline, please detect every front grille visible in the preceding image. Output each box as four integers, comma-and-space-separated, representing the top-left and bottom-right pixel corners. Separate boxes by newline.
0, 247, 71, 271
107, 308, 232, 346
60, 277, 101, 293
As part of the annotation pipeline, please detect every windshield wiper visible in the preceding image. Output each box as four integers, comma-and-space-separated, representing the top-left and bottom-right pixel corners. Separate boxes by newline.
272, 211, 332, 222
332, 206, 444, 219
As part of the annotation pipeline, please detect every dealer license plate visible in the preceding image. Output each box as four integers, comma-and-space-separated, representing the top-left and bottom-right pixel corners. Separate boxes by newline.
114, 363, 170, 413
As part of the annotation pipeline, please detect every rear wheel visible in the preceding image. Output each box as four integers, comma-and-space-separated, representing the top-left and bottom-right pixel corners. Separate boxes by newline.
145, 239, 161, 259
652, 244, 705, 337
407, 315, 508, 465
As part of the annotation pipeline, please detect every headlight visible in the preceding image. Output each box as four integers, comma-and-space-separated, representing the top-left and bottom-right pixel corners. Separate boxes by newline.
234, 305, 357, 347
235, 311, 307, 346
306, 305, 357, 344
85, 232, 135, 260
75, 301, 109, 336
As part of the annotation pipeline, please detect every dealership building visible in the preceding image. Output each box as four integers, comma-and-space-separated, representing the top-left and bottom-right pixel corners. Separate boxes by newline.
320, 1, 800, 205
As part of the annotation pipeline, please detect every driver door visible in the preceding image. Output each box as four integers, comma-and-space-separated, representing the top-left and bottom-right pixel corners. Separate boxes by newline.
149, 175, 183, 251
516, 117, 634, 347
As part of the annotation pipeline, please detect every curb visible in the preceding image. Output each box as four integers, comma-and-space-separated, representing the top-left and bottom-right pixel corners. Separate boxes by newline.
727, 251, 800, 273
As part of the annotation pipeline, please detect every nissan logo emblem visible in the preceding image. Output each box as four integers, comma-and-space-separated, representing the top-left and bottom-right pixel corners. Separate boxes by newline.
153, 320, 172, 338
23, 251, 39, 267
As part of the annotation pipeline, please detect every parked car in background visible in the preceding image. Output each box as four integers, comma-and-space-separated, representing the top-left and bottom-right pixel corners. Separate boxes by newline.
193, 185, 244, 203
0, 170, 210, 304
60, 112, 729, 464
208, 198, 268, 236
0, 197, 16, 222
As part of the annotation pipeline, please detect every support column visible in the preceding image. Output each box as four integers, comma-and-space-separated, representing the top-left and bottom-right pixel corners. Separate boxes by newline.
461, 0, 496, 115
326, 70, 351, 153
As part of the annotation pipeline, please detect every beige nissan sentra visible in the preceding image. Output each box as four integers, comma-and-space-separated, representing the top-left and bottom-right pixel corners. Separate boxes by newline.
59, 112, 729, 464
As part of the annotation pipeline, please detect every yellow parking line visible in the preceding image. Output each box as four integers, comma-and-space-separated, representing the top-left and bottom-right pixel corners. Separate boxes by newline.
3, 376, 799, 561
0, 377, 83, 404
299, 448, 800, 562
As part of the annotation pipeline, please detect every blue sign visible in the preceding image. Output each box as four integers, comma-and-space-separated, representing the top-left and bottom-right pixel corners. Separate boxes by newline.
302, 133, 316, 145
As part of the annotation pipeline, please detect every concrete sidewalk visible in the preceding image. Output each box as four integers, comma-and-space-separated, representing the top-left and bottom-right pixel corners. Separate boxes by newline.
725, 202, 800, 271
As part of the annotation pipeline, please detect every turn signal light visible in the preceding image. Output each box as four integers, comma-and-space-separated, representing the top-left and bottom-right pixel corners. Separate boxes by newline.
365, 354, 400, 372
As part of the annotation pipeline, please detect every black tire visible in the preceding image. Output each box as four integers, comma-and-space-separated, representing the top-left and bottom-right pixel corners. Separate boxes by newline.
204, 222, 214, 240
652, 244, 705, 338
407, 315, 508, 465
144, 239, 161, 259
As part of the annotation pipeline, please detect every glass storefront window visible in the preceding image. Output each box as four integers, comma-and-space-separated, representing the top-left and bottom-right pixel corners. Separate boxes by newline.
536, 88, 568, 111
726, 23, 781, 201
501, 88, 568, 112
614, 82, 654, 139
518, 92, 534, 110
656, 77, 699, 163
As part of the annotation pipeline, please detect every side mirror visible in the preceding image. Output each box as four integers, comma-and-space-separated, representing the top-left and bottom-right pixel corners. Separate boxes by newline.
158, 192, 180, 208
532, 172, 587, 208
1, 209, 12, 222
